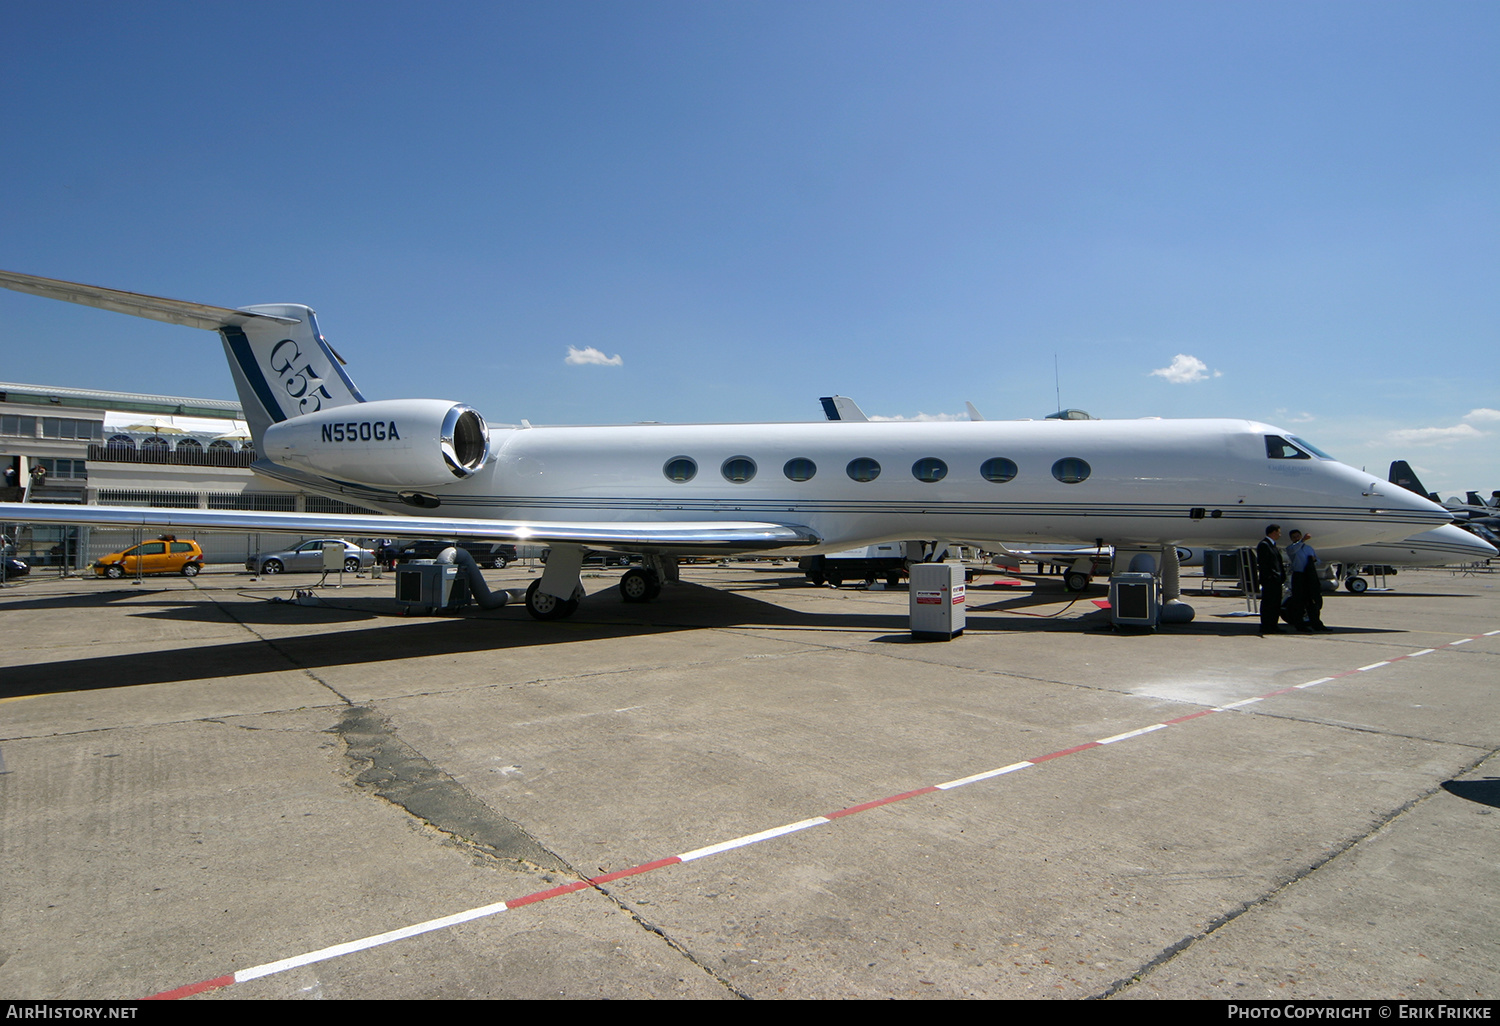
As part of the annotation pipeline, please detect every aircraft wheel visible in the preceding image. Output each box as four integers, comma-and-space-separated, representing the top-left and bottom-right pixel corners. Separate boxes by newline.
105, 564, 124, 580
620, 568, 656, 603
1345, 576, 1368, 594
1064, 571, 1090, 592
525, 578, 579, 620
808, 572, 825, 586
180, 563, 200, 577
826, 572, 843, 588
886, 572, 902, 587
262, 559, 284, 575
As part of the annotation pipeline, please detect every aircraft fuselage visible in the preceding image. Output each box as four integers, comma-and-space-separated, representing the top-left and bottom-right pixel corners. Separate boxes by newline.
305, 417, 1444, 554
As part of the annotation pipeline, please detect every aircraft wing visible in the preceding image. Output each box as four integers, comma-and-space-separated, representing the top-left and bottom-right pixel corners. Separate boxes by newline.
0, 503, 819, 554
0, 269, 298, 329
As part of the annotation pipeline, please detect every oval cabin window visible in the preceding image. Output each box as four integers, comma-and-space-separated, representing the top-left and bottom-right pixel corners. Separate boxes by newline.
981, 457, 1018, 483
663, 456, 698, 483
783, 458, 816, 482
721, 456, 757, 483
1051, 457, 1091, 484
911, 457, 947, 483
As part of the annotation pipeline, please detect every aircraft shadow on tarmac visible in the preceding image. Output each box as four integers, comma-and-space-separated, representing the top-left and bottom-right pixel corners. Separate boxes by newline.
0, 586, 188, 612
1441, 778, 1500, 809
0, 580, 1404, 700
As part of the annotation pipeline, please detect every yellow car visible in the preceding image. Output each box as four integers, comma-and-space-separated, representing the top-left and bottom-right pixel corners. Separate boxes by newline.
94, 536, 205, 578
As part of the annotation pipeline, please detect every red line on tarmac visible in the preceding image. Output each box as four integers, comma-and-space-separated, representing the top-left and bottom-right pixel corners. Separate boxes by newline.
1029, 742, 1102, 763
1163, 710, 1215, 724
145, 627, 1494, 999
589, 857, 682, 884
504, 880, 591, 909
825, 786, 940, 819
146, 975, 235, 1001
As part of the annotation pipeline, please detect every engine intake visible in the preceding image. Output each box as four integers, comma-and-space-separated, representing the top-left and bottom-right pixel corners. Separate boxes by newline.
261, 399, 490, 488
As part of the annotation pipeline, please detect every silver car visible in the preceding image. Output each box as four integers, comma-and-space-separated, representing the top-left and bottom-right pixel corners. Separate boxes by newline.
246, 539, 375, 574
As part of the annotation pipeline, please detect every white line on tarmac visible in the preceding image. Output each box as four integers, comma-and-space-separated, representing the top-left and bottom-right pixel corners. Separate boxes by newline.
147, 624, 1497, 1000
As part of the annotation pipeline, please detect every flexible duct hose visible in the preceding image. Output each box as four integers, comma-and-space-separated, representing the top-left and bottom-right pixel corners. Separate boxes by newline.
437, 546, 509, 609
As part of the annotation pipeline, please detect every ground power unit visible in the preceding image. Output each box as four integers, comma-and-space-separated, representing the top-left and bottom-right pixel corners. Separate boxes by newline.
909, 562, 966, 640
396, 560, 469, 615
1108, 571, 1160, 628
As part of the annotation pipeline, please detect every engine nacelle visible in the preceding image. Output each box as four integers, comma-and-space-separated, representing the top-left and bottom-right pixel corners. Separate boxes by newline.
261, 399, 490, 487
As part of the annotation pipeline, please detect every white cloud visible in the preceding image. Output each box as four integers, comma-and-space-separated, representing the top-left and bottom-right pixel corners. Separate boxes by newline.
868, 412, 965, 422
1387, 423, 1484, 446
564, 345, 623, 367
1149, 354, 1217, 384
1462, 408, 1500, 423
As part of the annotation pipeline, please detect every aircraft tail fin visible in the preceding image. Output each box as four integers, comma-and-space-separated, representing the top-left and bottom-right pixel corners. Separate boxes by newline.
1388, 460, 1435, 501
820, 395, 868, 422
219, 304, 365, 445
0, 270, 364, 448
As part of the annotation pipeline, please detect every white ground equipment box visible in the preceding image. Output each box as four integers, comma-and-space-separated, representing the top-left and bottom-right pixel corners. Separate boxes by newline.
909, 562, 966, 640
1108, 572, 1160, 628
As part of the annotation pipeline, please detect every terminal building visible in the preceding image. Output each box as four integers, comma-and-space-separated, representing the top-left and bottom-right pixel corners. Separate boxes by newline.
1, 381, 383, 570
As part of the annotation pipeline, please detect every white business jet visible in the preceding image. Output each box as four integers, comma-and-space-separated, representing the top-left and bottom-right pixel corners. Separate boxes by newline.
0, 270, 1454, 621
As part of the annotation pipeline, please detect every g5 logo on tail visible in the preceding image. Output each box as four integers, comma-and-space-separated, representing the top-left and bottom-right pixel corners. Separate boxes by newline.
270, 338, 335, 414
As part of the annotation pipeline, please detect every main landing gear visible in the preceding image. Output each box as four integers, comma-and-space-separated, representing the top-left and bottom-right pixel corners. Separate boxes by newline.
524, 544, 587, 621
522, 551, 676, 620
524, 578, 582, 620
619, 567, 662, 603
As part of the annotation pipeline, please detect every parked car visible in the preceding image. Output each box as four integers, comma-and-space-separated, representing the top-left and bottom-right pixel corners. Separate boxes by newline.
246, 539, 375, 574
94, 536, 204, 578
394, 539, 517, 569
3, 555, 29, 577
539, 548, 638, 567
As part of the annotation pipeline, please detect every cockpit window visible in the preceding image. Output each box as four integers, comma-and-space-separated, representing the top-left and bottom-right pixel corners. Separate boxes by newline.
1287, 436, 1335, 460
1265, 435, 1310, 460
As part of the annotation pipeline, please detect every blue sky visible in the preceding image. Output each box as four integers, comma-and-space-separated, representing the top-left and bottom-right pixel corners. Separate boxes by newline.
2, 1, 1495, 496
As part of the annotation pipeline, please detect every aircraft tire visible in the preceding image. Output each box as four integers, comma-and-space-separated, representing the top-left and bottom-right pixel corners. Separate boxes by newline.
620, 568, 653, 603
1345, 576, 1368, 594
826, 572, 843, 588
1064, 571, 1089, 592
886, 572, 902, 588
525, 578, 579, 620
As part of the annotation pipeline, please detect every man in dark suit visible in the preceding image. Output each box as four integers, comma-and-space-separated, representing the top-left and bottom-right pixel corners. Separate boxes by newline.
1257, 524, 1285, 635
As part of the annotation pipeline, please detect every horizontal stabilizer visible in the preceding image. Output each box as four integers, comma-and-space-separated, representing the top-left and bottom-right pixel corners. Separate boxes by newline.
0, 503, 820, 554
0, 269, 298, 330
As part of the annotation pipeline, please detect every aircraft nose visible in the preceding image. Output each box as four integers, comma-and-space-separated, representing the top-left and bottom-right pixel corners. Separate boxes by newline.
1379, 480, 1454, 522
1455, 528, 1499, 560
